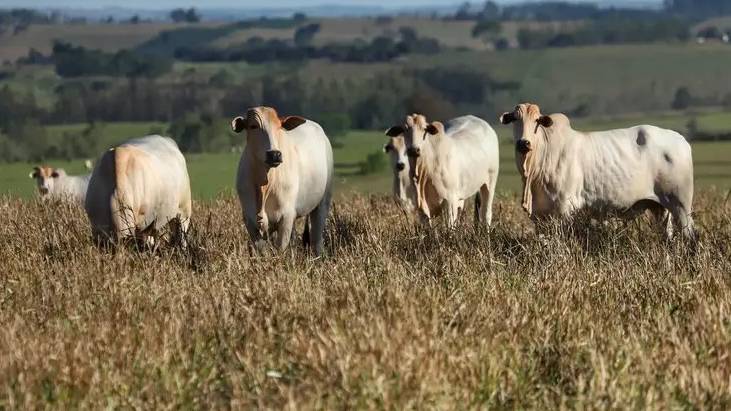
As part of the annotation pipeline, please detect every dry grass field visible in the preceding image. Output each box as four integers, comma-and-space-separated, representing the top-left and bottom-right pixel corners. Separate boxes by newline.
1, 189, 730, 408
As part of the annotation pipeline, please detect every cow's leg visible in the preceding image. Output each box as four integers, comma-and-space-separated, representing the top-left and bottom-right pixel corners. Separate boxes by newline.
641, 200, 673, 241
274, 212, 295, 252
446, 198, 460, 228
243, 209, 267, 253
169, 214, 190, 248
650, 206, 674, 241
479, 181, 496, 227
309, 191, 331, 256
179, 217, 190, 248
176, 197, 193, 248
659, 193, 697, 244
671, 205, 697, 244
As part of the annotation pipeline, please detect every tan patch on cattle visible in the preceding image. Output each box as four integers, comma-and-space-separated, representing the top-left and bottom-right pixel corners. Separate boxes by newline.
246, 106, 278, 130
389, 135, 405, 151
112, 145, 152, 237
406, 113, 428, 130
511, 103, 543, 123
31, 165, 54, 178
263, 107, 282, 128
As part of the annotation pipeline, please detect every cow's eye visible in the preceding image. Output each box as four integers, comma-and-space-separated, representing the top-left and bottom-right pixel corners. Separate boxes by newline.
249, 124, 259, 130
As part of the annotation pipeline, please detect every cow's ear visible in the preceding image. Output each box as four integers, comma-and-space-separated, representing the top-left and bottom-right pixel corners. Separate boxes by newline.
385, 126, 403, 137
281, 116, 307, 131
231, 116, 246, 133
383, 144, 392, 153
425, 121, 443, 136
500, 112, 516, 125
51, 171, 59, 178
537, 115, 553, 128
29, 170, 38, 179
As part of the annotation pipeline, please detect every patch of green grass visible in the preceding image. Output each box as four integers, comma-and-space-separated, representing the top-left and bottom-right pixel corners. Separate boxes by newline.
45, 121, 166, 146
1, 115, 730, 200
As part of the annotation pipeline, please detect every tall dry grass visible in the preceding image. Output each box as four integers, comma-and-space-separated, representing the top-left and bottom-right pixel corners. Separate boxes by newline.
0, 190, 730, 409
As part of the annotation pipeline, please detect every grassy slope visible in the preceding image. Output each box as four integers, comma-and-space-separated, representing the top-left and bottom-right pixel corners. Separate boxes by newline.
412, 43, 731, 115
0, 17, 586, 64
0, 23, 205, 62
213, 17, 582, 50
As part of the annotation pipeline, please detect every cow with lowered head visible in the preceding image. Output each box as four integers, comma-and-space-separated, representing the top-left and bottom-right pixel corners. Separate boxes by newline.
85, 135, 192, 247
232, 106, 334, 256
500, 102, 696, 242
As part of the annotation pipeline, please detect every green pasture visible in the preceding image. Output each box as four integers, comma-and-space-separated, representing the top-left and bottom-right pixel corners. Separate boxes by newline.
1, 111, 730, 200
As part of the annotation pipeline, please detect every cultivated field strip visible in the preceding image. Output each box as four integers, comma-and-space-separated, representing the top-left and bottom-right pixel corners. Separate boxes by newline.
0, 191, 730, 408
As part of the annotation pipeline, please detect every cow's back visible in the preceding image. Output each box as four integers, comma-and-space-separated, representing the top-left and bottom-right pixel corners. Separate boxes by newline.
85, 135, 190, 241
120, 135, 190, 199
560, 125, 693, 212
443, 115, 500, 198
288, 121, 334, 215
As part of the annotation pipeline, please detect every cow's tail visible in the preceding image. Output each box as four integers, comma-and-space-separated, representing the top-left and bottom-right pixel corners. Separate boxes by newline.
110, 147, 136, 242
302, 217, 311, 249
473, 194, 481, 228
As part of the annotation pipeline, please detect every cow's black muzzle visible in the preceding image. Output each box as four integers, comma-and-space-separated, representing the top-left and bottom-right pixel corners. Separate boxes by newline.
265, 150, 283, 167
395, 162, 405, 172
516, 139, 531, 155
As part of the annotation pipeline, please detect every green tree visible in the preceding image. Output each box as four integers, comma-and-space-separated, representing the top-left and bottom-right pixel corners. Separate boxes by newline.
318, 113, 351, 148
294, 23, 320, 47
672, 87, 692, 110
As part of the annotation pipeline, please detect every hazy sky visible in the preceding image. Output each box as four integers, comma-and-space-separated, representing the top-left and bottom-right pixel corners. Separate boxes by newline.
0, 0, 467, 8
0, 0, 609, 9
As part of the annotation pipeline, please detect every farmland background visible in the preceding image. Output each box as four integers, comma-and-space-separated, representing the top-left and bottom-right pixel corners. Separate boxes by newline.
1, 1, 731, 408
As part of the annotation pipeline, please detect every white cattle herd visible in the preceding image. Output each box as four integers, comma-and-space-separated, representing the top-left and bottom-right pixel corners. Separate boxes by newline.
28, 103, 698, 254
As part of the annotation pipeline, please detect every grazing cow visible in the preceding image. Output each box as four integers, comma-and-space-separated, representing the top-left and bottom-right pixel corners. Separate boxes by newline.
29, 165, 90, 204
499, 103, 696, 241
85, 135, 192, 246
383, 134, 416, 212
232, 106, 333, 255
386, 114, 500, 227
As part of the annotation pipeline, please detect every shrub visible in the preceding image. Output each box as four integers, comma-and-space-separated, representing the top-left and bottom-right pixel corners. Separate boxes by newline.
359, 150, 387, 175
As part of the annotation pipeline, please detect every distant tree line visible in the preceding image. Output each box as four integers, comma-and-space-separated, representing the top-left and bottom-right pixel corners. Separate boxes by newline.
173, 27, 440, 64
169, 8, 200, 23
136, 17, 307, 57
517, 17, 690, 49
455, 0, 731, 21
52, 41, 172, 78
0, 61, 521, 162
664, 0, 731, 18
0, 8, 57, 35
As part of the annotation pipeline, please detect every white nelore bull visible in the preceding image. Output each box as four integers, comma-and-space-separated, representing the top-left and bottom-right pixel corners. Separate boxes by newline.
30, 164, 90, 204
386, 114, 499, 227
383, 134, 416, 212
499, 103, 696, 241
232, 106, 333, 256
85, 135, 192, 246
